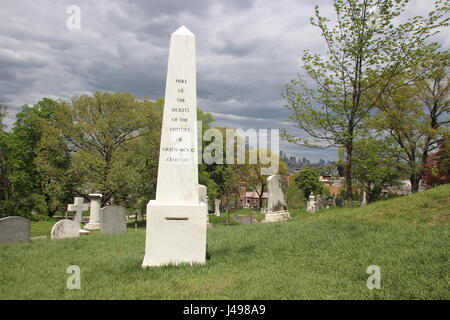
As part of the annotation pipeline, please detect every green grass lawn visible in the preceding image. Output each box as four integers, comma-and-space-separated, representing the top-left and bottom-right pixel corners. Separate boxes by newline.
1, 185, 449, 299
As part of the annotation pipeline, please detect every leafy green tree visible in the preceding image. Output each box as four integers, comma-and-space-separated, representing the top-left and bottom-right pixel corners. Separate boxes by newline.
0, 97, 7, 131
346, 137, 400, 202
283, 0, 449, 205
47, 91, 161, 206
294, 167, 325, 199
12, 98, 69, 215
286, 180, 306, 209
372, 51, 449, 192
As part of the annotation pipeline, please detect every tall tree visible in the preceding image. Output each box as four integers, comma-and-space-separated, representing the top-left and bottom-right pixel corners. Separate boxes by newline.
49, 91, 161, 206
372, 50, 449, 192
283, 0, 449, 205
294, 167, 325, 199
344, 137, 400, 202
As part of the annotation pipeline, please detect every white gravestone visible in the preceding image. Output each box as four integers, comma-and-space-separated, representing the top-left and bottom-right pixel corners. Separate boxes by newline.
307, 193, 317, 214
85, 194, 102, 230
67, 197, 90, 235
99, 205, 127, 235
51, 219, 79, 240
361, 191, 367, 207
198, 185, 208, 205
263, 175, 291, 222
214, 199, 221, 216
199, 185, 212, 228
0, 216, 30, 244
142, 26, 207, 267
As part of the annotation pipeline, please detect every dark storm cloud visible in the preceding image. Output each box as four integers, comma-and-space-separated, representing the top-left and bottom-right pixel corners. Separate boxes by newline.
0, 0, 448, 161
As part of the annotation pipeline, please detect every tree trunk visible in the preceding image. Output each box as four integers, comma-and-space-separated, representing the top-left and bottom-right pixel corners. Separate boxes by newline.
345, 146, 353, 207
410, 174, 421, 193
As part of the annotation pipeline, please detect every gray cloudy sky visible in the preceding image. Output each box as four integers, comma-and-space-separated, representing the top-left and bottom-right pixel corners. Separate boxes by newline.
1, 0, 448, 161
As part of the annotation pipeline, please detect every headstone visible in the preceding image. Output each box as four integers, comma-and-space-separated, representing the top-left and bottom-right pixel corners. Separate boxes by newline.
335, 196, 344, 207
0, 216, 30, 244
234, 215, 259, 224
50, 219, 79, 240
214, 199, 221, 216
84, 193, 102, 230
67, 197, 89, 227
361, 191, 367, 207
198, 185, 208, 205
142, 26, 207, 268
307, 192, 316, 214
263, 175, 291, 222
199, 185, 212, 228
316, 195, 327, 210
99, 205, 127, 235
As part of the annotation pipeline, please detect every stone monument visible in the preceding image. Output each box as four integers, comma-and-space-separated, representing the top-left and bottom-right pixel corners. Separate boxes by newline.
84, 193, 102, 230
67, 196, 90, 235
142, 26, 207, 267
51, 219, 79, 240
361, 191, 367, 207
214, 199, 221, 216
307, 192, 317, 214
0, 216, 30, 244
263, 175, 291, 222
99, 205, 127, 235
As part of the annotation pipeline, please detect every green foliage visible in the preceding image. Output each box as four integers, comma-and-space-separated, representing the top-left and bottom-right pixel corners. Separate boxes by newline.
371, 50, 450, 192
346, 137, 401, 202
283, 0, 449, 205
286, 180, 306, 209
294, 167, 325, 199
45, 91, 161, 207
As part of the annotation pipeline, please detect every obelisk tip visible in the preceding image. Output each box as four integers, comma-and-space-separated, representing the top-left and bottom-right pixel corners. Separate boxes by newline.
172, 25, 195, 36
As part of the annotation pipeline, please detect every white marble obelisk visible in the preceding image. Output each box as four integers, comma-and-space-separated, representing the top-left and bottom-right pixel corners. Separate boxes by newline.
142, 26, 207, 267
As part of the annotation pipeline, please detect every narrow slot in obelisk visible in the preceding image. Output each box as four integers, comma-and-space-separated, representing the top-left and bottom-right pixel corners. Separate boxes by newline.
142, 25, 207, 267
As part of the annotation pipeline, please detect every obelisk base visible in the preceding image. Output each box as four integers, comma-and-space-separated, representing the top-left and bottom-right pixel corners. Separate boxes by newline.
84, 223, 100, 230
263, 211, 291, 223
142, 200, 207, 267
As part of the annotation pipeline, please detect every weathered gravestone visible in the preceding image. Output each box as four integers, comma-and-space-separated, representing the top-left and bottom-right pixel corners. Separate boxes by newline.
316, 195, 328, 210
142, 26, 207, 267
307, 192, 317, 214
199, 185, 212, 228
85, 193, 102, 230
67, 197, 89, 226
361, 191, 367, 207
263, 175, 291, 222
234, 215, 259, 224
99, 205, 127, 235
335, 196, 344, 207
51, 219, 79, 240
214, 199, 221, 216
0, 216, 30, 244
67, 197, 90, 235
199, 185, 208, 205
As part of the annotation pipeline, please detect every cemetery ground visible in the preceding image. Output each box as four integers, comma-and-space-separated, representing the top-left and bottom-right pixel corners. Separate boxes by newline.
0, 184, 448, 299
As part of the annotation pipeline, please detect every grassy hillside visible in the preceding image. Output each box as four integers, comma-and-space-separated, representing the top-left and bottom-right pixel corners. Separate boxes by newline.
0, 184, 448, 299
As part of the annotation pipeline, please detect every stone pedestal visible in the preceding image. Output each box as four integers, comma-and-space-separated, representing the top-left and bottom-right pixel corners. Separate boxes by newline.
143, 201, 207, 267
84, 193, 102, 230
